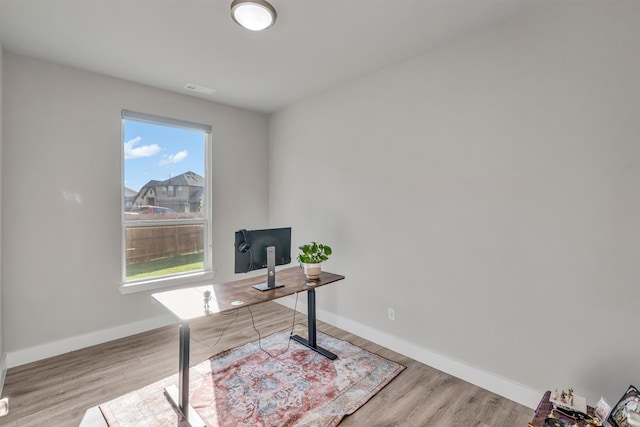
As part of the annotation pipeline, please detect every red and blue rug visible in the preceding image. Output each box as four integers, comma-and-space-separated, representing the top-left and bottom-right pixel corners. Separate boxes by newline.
99, 329, 404, 426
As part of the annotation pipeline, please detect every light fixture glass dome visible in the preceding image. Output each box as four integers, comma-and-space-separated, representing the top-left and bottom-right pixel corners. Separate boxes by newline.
230, 0, 277, 31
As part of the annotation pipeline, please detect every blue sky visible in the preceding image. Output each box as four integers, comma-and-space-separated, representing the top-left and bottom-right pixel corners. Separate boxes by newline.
123, 120, 205, 192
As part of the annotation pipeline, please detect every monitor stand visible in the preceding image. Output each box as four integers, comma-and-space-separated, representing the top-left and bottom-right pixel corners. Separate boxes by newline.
252, 246, 284, 291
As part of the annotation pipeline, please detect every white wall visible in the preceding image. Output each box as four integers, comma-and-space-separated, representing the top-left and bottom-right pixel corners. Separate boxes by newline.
0, 43, 5, 387
269, 0, 640, 407
2, 53, 269, 365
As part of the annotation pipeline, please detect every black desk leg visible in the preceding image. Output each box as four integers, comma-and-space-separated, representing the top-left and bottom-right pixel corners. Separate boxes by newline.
291, 288, 337, 360
163, 321, 205, 427
178, 322, 189, 414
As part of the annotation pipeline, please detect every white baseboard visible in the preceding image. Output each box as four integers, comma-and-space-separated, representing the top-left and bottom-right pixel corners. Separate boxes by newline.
6, 314, 175, 369
0, 353, 7, 397
276, 297, 541, 409
5, 298, 542, 409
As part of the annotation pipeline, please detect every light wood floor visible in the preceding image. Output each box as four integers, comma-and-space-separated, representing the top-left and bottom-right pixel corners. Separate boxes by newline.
2, 302, 533, 426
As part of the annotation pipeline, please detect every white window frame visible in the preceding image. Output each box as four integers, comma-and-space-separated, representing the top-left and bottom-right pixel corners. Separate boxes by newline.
119, 110, 214, 294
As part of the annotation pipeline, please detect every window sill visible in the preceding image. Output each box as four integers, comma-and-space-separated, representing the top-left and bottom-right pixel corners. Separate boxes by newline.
120, 270, 216, 295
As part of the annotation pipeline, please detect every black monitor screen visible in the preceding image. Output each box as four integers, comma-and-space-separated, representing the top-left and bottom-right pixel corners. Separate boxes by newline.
234, 227, 292, 274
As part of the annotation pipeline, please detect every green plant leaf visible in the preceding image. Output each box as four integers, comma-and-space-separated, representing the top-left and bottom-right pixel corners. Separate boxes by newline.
296, 241, 332, 264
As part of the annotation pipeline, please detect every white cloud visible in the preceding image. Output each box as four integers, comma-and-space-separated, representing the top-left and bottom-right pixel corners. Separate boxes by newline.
124, 136, 161, 159
159, 150, 188, 166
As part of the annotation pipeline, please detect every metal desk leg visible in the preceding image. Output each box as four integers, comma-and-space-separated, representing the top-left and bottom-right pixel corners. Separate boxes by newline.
291, 288, 337, 360
179, 322, 190, 413
163, 321, 206, 427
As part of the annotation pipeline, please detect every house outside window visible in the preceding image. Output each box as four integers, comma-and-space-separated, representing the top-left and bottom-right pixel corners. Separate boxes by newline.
121, 110, 213, 293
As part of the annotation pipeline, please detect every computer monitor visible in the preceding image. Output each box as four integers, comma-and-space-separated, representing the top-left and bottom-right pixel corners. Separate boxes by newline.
234, 227, 292, 291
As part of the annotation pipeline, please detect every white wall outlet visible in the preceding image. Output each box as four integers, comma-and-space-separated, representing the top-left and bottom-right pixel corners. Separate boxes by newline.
388, 307, 396, 321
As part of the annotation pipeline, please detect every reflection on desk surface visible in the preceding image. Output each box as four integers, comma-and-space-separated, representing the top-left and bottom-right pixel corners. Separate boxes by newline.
152, 285, 221, 321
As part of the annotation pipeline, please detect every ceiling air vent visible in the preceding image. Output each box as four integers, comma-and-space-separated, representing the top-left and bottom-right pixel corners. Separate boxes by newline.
184, 83, 216, 95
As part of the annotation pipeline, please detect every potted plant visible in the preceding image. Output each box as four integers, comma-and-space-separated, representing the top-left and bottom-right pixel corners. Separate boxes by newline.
297, 241, 332, 280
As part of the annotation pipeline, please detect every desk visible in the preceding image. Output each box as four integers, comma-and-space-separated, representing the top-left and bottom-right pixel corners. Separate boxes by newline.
152, 266, 345, 426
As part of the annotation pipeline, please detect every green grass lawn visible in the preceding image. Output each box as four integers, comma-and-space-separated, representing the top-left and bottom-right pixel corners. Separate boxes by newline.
126, 251, 204, 280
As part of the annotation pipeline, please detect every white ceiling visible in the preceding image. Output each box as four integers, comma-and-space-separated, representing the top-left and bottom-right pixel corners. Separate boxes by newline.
0, 0, 546, 113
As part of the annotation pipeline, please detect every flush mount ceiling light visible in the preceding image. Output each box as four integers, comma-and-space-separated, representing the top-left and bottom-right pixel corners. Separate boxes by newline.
230, 0, 277, 31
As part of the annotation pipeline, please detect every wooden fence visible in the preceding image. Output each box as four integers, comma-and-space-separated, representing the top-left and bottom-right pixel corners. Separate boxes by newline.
125, 224, 204, 263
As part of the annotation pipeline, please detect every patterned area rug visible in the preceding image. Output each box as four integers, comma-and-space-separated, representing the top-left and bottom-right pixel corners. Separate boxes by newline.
99, 329, 405, 426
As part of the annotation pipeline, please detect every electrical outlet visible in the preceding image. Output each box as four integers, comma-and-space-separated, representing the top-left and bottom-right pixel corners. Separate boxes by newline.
388, 308, 396, 321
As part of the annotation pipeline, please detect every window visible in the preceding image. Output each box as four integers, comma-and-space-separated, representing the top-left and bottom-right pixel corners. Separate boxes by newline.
121, 110, 213, 293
